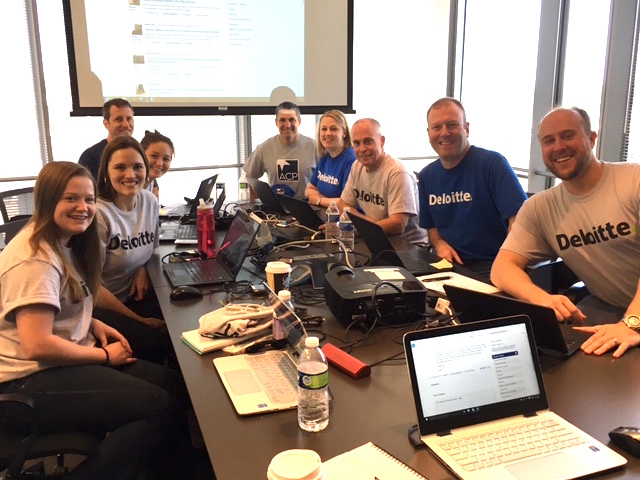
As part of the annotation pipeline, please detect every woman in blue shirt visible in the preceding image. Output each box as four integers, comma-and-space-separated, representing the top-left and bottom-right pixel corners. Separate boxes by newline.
305, 110, 356, 207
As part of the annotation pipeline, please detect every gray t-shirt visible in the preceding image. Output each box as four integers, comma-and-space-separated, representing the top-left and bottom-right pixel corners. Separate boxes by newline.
341, 154, 426, 242
243, 134, 318, 200
97, 190, 159, 302
0, 225, 94, 383
502, 162, 640, 309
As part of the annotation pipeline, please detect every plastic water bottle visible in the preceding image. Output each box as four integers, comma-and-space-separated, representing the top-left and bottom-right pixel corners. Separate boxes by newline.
325, 200, 340, 241
239, 171, 250, 203
338, 207, 355, 251
297, 336, 329, 432
197, 198, 216, 258
273, 290, 293, 340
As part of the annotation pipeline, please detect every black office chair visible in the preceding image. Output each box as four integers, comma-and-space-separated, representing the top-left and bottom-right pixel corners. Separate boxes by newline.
528, 259, 589, 304
0, 218, 30, 249
0, 187, 35, 224
0, 393, 101, 479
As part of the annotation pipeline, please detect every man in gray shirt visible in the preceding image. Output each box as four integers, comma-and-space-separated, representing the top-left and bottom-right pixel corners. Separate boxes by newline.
243, 101, 318, 200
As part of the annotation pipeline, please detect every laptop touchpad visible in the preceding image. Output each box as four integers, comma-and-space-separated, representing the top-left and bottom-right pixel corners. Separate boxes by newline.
224, 369, 262, 395
505, 452, 585, 480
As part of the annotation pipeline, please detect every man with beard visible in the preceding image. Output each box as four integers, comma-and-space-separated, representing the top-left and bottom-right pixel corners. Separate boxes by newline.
243, 101, 318, 200
491, 107, 640, 358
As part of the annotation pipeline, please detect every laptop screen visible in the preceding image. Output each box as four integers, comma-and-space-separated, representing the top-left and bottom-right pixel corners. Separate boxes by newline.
404, 316, 548, 435
266, 284, 307, 356
217, 210, 258, 275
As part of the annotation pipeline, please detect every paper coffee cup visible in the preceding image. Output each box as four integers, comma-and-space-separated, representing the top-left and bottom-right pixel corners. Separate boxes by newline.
265, 261, 292, 293
267, 449, 324, 480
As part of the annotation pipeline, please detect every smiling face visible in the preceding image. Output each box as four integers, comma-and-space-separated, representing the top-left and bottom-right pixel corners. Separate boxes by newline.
107, 147, 147, 201
427, 101, 470, 168
351, 119, 385, 172
319, 115, 346, 156
54, 175, 96, 245
103, 105, 134, 141
538, 109, 597, 182
276, 109, 301, 145
145, 141, 173, 181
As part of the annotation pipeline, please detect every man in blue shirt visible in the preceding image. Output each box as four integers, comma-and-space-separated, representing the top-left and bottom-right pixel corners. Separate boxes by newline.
418, 98, 527, 277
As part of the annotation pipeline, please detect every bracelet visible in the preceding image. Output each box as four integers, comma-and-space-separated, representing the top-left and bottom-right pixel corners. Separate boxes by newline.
316, 197, 322, 206
101, 346, 110, 366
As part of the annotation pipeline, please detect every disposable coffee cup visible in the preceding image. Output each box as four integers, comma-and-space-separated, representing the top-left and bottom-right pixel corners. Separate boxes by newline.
265, 261, 292, 293
267, 449, 325, 480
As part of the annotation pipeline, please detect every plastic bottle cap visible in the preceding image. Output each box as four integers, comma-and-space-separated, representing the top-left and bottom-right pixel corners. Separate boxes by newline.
278, 290, 291, 302
305, 336, 319, 348
197, 198, 213, 211
343, 207, 350, 212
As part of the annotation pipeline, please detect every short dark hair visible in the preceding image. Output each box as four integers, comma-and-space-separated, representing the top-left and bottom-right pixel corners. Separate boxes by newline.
102, 98, 134, 120
427, 97, 467, 124
570, 107, 592, 135
275, 101, 301, 119
141, 129, 175, 156
97, 136, 149, 201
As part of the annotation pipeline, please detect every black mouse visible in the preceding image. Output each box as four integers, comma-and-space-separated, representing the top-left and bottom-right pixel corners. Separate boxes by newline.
608, 426, 640, 457
170, 285, 203, 301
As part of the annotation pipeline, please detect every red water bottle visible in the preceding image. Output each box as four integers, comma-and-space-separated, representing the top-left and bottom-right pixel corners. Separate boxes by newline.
197, 198, 216, 258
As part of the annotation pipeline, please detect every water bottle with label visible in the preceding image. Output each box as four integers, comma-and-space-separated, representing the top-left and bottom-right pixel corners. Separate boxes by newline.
239, 171, 250, 203
297, 336, 329, 432
338, 207, 355, 251
325, 201, 340, 241
197, 198, 216, 258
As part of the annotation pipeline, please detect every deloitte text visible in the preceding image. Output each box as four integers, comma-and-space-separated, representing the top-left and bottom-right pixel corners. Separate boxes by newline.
556, 221, 631, 251
316, 171, 339, 185
354, 189, 385, 206
107, 231, 155, 251
429, 191, 472, 205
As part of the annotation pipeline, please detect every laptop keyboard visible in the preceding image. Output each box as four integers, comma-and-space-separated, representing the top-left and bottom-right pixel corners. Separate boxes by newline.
182, 259, 226, 283
176, 223, 197, 240
438, 418, 586, 472
398, 251, 434, 273
246, 352, 298, 405
166, 204, 191, 216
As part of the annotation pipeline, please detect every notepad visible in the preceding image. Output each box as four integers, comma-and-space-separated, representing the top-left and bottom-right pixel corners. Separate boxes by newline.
322, 442, 427, 479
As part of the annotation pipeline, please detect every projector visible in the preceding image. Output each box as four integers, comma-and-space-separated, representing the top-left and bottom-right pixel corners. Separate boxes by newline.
324, 266, 428, 328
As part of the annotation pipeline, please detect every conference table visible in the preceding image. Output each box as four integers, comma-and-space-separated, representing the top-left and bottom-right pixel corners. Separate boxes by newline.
148, 240, 640, 479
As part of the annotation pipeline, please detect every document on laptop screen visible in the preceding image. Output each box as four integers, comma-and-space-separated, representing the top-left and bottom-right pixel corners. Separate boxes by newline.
411, 323, 541, 419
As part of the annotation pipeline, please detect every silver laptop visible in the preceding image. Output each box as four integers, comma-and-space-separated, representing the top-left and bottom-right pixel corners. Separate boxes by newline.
213, 286, 308, 415
403, 315, 626, 480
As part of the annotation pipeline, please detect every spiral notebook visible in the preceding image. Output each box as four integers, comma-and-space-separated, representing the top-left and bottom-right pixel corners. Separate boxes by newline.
322, 442, 427, 479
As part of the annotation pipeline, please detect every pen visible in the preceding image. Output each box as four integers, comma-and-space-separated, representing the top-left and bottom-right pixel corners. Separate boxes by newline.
421, 275, 452, 282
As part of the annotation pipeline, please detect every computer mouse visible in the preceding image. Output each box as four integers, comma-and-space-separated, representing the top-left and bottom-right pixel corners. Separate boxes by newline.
170, 285, 204, 301
608, 426, 640, 457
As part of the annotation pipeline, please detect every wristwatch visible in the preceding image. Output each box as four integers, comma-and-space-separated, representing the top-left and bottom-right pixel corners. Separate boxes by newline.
621, 314, 640, 331
315, 197, 322, 206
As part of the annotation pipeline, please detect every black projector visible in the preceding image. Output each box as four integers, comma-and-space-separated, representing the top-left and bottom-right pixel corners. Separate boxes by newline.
324, 266, 428, 328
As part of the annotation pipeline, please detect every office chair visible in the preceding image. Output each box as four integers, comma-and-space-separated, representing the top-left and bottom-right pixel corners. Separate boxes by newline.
0, 188, 35, 224
0, 393, 101, 479
528, 259, 589, 304
0, 218, 30, 249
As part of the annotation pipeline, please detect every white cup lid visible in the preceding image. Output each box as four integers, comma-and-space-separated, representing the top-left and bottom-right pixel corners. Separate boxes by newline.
267, 449, 324, 480
265, 261, 293, 274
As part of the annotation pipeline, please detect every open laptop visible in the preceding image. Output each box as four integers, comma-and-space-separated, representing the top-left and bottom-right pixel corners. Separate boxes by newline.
444, 284, 590, 358
213, 285, 308, 415
403, 315, 626, 480
275, 194, 324, 231
162, 174, 218, 218
172, 188, 227, 244
162, 209, 259, 287
247, 178, 288, 215
347, 211, 449, 276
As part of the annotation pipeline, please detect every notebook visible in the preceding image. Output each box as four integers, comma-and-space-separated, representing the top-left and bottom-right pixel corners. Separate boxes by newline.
275, 194, 324, 231
162, 209, 259, 287
174, 188, 226, 244
443, 284, 590, 358
163, 174, 218, 218
347, 211, 449, 276
403, 315, 626, 480
213, 286, 308, 415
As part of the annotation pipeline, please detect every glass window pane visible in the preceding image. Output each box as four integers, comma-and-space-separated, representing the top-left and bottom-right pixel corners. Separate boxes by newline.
460, 0, 542, 184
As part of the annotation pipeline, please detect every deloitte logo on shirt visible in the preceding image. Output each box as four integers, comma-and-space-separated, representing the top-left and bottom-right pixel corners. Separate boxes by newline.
354, 189, 385, 206
429, 191, 472, 205
317, 171, 339, 185
277, 159, 299, 182
107, 232, 155, 251
555, 221, 633, 251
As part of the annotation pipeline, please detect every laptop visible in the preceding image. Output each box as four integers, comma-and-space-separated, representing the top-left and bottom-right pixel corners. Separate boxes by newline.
173, 188, 227, 244
275, 194, 324, 231
163, 174, 218, 218
247, 178, 288, 215
403, 315, 626, 480
347, 211, 449, 276
162, 209, 259, 287
213, 286, 308, 415
444, 284, 590, 358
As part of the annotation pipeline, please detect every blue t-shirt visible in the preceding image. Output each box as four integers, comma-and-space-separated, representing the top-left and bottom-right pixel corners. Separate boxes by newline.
309, 146, 356, 198
417, 145, 527, 262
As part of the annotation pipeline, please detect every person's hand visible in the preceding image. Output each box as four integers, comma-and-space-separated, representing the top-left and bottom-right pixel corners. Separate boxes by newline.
434, 241, 463, 265
129, 267, 150, 301
92, 319, 132, 352
104, 341, 136, 366
574, 323, 640, 358
540, 294, 587, 323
